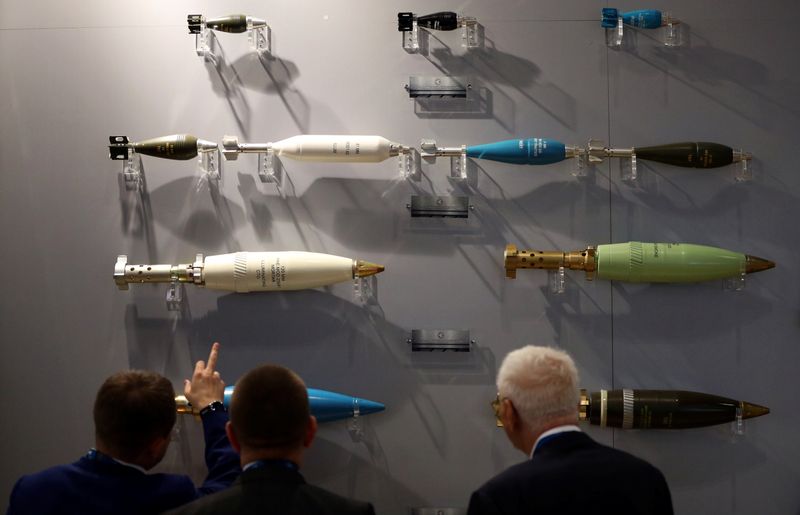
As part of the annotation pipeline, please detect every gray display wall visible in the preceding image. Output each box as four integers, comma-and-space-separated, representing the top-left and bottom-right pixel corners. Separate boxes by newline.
1, 1, 799, 513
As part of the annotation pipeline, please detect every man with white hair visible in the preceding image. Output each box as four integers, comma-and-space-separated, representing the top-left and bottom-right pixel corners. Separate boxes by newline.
468, 345, 673, 515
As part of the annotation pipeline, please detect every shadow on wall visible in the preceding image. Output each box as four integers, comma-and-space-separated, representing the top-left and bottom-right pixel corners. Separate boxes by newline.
305, 435, 428, 512
425, 33, 577, 131
230, 51, 311, 133
203, 32, 251, 137
124, 287, 497, 473
117, 163, 158, 262
616, 429, 768, 488
147, 176, 246, 251
627, 34, 799, 130
544, 281, 772, 348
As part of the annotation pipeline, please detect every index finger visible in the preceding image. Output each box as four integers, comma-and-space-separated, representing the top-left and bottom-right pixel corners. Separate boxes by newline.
206, 342, 220, 371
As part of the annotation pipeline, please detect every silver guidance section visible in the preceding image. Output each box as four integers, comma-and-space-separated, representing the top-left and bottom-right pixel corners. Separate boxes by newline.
419, 139, 465, 158
221, 135, 270, 160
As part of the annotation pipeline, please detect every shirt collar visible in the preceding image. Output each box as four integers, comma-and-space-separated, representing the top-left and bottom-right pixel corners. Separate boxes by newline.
243, 459, 299, 472
529, 425, 581, 459
87, 448, 147, 474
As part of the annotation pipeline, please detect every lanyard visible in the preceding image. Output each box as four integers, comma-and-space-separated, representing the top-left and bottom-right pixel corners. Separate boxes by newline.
85, 449, 117, 465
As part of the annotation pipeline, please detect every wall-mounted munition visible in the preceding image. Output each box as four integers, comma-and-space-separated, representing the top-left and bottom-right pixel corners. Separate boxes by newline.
222, 135, 411, 163
504, 242, 774, 283
420, 138, 750, 170
398, 11, 469, 32
177, 386, 384, 423
420, 138, 581, 166
188, 14, 266, 34
588, 141, 751, 169
580, 389, 769, 429
114, 251, 385, 292
601, 8, 676, 29
108, 134, 217, 161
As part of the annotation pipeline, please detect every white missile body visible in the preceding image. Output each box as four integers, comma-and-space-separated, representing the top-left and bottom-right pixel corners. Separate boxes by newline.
114, 251, 385, 292
221, 134, 410, 163
204, 251, 354, 291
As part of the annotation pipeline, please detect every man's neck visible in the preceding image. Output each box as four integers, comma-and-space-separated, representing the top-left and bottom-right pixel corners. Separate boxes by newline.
523, 416, 580, 455
93, 443, 149, 472
240, 448, 304, 469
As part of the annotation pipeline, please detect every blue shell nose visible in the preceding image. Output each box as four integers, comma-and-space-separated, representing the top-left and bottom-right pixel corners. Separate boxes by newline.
356, 398, 385, 416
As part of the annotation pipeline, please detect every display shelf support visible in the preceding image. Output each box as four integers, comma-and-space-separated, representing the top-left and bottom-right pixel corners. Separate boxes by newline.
620, 153, 638, 182
195, 24, 213, 61
734, 150, 753, 182
353, 275, 377, 304
548, 267, 566, 294
461, 17, 479, 48
165, 281, 186, 311
449, 148, 468, 180
197, 148, 220, 182
121, 151, 143, 191
248, 25, 271, 55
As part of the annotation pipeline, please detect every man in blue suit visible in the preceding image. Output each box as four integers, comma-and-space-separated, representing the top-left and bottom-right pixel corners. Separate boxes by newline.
468, 345, 673, 515
7, 342, 240, 515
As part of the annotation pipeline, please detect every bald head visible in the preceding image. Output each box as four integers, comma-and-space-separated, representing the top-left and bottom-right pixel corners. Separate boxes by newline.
497, 346, 579, 430
230, 364, 310, 451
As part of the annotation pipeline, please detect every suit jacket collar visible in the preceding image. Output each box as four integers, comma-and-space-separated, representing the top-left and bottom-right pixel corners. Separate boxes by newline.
238, 462, 306, 486
533, 430, 596, 459
77, 455, 146, 476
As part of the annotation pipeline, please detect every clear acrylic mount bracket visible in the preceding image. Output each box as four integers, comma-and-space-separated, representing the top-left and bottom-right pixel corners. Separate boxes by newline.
353, 275, 378, 305
621, 153, 638, 182
402, 17, 481, 53
258, 148, 280, 183
196, 23, 271, 60
402, 20, 420, 53
734, 152, 753, 182
165, 281, 186, 311
248, 25, 271, 56
398, 150, 418, 180
198, 148, 220, 182
606, 12, 682, 49
347, 408, 364, 442
121, 151, 143, 191
548, 267, 566, 295
195, 25, 213, 61
620, 151, 753, 184
449, 149, 468, 180
571, 149, 592, 178
731, 405, 745, 437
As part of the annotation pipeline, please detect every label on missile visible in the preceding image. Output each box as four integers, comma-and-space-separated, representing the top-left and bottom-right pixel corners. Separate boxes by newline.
254, 257, 287, 289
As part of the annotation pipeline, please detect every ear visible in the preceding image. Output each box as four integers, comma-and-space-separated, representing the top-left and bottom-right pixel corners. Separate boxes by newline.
142, 434, 170, 470
303, 416, 318, 449
501, 398, 520, 431
225, 421, 241, 454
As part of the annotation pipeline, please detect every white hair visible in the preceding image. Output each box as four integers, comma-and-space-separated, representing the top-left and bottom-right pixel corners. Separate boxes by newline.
497, 345, 580, 428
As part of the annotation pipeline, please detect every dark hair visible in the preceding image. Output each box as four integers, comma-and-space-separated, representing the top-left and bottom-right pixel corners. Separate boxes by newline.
93, 371, 176, 461
230, 364, 309, 450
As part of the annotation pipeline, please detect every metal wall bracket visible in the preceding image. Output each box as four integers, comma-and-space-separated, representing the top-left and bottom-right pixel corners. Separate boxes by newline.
408, 330, 473, 352
407, 195, 471, 218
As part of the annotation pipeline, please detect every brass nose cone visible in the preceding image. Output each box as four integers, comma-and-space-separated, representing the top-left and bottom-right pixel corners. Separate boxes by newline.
175, 395, 194, 415
745, 255, 775, 274
355, 261, 385, 278
742, 401, 770, 419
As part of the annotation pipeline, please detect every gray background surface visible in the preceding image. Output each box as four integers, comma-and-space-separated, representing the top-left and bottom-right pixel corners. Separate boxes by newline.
1, 0, 798, 513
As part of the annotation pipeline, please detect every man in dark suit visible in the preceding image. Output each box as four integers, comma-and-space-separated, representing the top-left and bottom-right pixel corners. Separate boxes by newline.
468, 345, 673, 515
7, 342, 240, 515
164, 363, 375, 515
